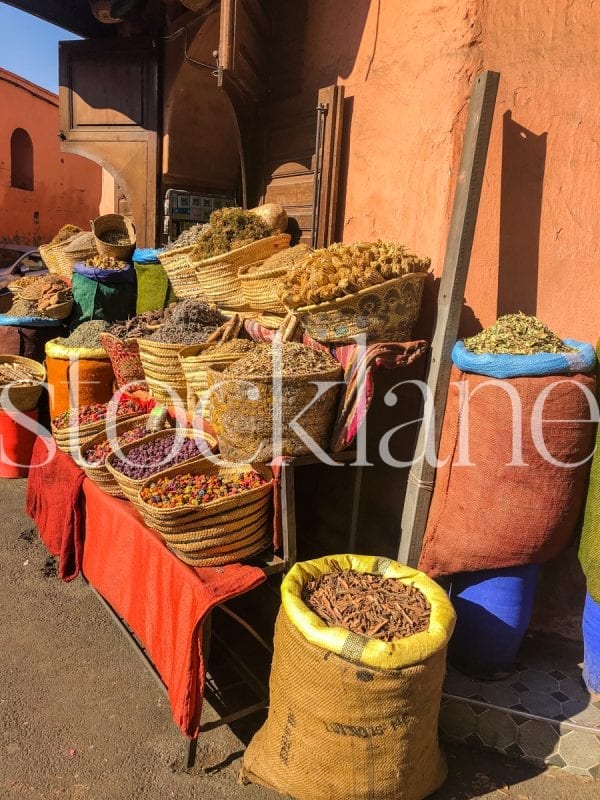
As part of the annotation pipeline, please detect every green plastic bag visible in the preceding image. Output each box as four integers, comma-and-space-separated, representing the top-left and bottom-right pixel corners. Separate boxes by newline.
134, 261, 177, 314
70, 271, 136, 327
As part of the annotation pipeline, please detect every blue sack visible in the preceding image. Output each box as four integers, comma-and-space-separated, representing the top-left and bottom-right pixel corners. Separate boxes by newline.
452, 339, 596, 378
73, 261, 136, 285
0, 314, 63, 328
583, 592, 600, 693
133, 247, 164, 265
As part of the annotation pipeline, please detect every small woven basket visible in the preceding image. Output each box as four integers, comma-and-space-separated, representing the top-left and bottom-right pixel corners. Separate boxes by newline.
179, 337, 252, 418
0, 355, 46, 411
41, 299, 73, 320
239, 244, 311, 314
91, 214, 136, 261
207, 360, 344, 462
158, 245, 197, 300
52, 409, 143, 458
104, 428, 217, 507
189, 234, 291, 309
290, 272, 427, 344
77, 414, 151, 496
138, 317, 240, 405
136, 459, 273, 566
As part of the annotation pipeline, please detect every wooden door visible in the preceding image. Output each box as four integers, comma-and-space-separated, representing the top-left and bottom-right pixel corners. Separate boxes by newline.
59, 37, 159, 246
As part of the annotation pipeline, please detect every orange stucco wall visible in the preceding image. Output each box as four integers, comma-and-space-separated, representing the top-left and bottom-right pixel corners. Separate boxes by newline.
0, 69, 102, 245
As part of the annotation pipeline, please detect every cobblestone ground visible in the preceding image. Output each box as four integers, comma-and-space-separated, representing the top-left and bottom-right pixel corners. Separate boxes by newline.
0, 478, 597, 800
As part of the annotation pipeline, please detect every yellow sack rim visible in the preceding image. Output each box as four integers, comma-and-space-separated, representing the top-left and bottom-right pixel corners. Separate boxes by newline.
45, 337, 109, 361
281, 554, 456, 670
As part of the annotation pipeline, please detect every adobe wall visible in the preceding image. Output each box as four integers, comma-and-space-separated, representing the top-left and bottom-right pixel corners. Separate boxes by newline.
0, 70, 102, 245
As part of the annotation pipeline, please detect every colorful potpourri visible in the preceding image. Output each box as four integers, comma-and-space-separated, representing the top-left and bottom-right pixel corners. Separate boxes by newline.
52, 397, 142, 430
82, 423, 149, 466
140, 470, 268, 509
110, 433, 211, 479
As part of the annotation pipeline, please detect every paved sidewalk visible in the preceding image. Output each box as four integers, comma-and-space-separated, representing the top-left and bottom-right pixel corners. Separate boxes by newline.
0, 479, 597, 800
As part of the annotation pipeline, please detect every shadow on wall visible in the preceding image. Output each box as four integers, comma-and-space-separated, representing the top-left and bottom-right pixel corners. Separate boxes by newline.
497, 111, 547, 318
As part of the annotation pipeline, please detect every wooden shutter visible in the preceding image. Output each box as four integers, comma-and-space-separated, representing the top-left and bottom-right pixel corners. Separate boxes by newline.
59, 37, 159, 246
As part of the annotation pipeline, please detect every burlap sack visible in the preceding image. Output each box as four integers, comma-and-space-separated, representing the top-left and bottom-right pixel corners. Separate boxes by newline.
241, 555, 455, 800
419, 367, 596, 578
45, 339, 114, 419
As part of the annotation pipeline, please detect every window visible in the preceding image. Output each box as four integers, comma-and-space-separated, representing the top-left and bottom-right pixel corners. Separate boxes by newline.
10, 128, 34, 191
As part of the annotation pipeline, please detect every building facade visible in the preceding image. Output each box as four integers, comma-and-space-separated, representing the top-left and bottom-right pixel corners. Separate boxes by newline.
0, 67, 102, 245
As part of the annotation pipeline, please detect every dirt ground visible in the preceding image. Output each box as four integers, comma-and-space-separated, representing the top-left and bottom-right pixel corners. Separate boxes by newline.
1, 478, 598, 800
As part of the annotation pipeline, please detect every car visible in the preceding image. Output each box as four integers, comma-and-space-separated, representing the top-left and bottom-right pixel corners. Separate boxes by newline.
0, 244, 48, 291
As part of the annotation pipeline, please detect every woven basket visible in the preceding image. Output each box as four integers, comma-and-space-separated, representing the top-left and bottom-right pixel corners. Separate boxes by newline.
41, 299, 73, 320
207, 359, 343, 462
91, 214, 136, 261
158, 245, 197, 300
179, 336, 252, 419
39, 242, 63, 276
52, 409, 143, 458
137, 317, 239, 405
0, 355, 46, 411
104, 428, 217, 507
190, 234, 291, 309
239, 244, 311, 313
77, 414, 151, 496
290, 272, 427, 345
100, 333, 145, 388
135, 460, 273, 565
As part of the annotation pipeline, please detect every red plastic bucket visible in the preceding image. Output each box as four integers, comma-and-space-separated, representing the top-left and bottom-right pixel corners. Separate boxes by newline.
0, 409, 39, 478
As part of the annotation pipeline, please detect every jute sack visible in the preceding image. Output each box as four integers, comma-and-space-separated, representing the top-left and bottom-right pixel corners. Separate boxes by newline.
241, 555, 455, 800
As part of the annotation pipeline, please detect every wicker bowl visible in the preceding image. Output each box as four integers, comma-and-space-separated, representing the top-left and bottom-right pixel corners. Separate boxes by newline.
91, 214, 136, 261
76, 414, 151, 496
136, 459, 273, 566
41, 299, 73, 320
51, 409, 144, 458
289, 272, 427, 344
104, 427, 218, 507
190, 234, 291, 310
0, 355, 46, 411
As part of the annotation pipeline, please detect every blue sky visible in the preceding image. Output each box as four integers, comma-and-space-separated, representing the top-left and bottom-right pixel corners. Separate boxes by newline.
0, 3, 80, 93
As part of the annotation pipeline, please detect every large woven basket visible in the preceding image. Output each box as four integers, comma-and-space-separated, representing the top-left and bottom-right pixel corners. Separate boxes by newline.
189, 234, 291, 310
91, 214, 136, 261
40, 233, 97, 281
137, 317, 240, 405
0, 355, 46, 411
136, 459, 273, 566
179, 338, 254, 419
104, 428, 217, 507
77, 414, 151, 496
207, 360, 344, 462
239, 244, 311, 314
158, 245, 197, 299
51, 409, 143, 458
290, 272, 427, 345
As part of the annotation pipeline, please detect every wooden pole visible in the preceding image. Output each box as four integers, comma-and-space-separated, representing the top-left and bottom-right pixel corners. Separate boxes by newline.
397, 70, 500, 567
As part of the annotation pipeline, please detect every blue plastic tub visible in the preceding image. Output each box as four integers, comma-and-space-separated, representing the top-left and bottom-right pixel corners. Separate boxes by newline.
583, 592, 600, 694
449, 564, 541, 677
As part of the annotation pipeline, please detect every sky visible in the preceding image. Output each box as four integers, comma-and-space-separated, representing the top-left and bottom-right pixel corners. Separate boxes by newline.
0, 3, 80, 94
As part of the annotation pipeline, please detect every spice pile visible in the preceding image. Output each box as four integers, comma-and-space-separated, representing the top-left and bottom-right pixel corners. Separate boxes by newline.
224, 342, 338, 377
62, 320, 109, 349
192, 207, 274, 261
203, 339, 256, 358
7, 276, 72, 318
84, 255, 129, 271
241, 243, 311, 275
281, 241, 430, 308
302, 568, 431, 641
0, 360, 39, 386
98, 230, 132, 246
107, 308, 170, 340
171, 223, 207, 249
82, 423, 150, 465
464, 312, 574, 355
52, 397, 142, 430
140, 470, 267, 508
149, 299, 225, 345
110, 432, 210, 479
50, 224, 81, 245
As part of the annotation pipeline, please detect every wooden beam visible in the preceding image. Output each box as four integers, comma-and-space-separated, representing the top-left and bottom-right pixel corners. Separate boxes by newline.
3, 0, 113, 38
397, 70, 500, 567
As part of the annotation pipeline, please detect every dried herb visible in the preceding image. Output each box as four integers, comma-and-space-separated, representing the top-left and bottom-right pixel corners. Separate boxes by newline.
85, 255, 129, 271
282, 240, 430, 308
148, 299, 225, 344
302, 568, 431, 642
98, 230, 132, 246
464, 312, 574, 355
172, 223, 207, 249
191, 207, 274, 261
50, 224, 81, 245
224, 342, 338, 377
63, 320, 109, 349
